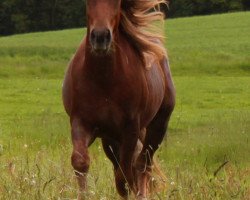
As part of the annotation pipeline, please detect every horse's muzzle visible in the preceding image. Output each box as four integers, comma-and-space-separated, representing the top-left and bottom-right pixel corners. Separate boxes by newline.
90, 28, 112, 54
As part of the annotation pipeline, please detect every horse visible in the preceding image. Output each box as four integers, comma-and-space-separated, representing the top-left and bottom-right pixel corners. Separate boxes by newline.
62, 0, 175, 199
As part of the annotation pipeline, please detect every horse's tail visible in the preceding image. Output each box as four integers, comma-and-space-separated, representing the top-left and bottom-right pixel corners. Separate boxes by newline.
149, 157, 168, 195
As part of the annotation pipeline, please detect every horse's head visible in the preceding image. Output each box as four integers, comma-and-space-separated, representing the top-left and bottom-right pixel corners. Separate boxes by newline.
86, 0, 121, 55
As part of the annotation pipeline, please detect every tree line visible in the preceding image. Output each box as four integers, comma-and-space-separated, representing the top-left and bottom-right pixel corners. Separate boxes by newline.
0, 0, 86, 35
0, 0, 249, 36
167, 0, 250, 17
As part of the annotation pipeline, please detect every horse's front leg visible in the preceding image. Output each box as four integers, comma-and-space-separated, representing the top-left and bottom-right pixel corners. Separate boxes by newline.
115, 118, 140, 198
70, 118, 95, 200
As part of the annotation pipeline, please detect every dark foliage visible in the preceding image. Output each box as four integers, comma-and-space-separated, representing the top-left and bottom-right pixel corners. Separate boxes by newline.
242, 0, 250, 10
166, 0, 247, 18
0, 0, 86, 35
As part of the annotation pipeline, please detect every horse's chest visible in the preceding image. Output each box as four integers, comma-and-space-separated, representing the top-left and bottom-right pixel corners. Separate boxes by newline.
75, 86, 125, 126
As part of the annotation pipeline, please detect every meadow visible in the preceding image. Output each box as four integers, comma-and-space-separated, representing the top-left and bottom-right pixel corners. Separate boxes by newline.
0, 12, 250, 199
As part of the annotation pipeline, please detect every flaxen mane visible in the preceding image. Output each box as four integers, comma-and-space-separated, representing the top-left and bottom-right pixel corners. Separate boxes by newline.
120, 0, 167, 64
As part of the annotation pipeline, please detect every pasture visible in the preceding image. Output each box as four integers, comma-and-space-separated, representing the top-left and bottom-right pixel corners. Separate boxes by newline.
0, 12, 250, 199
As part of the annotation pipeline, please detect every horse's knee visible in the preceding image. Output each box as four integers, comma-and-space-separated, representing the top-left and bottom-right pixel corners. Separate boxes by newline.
71, 151, 90, 174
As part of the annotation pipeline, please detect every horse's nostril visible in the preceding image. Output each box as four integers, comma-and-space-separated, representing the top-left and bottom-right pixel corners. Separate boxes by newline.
90, 30, 96, 41
96, 33, 105, 44
106, 30, 111, 42
105, 30, 111, 43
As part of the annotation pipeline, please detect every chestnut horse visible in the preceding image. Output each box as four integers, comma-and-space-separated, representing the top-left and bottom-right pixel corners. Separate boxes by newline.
62, 0, 175, 199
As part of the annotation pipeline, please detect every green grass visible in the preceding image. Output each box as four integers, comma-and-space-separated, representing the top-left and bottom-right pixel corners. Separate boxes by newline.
0, 12, 250, 199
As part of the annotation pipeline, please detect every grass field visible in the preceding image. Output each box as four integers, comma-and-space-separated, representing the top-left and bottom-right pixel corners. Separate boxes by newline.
0, 12, 250, 199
